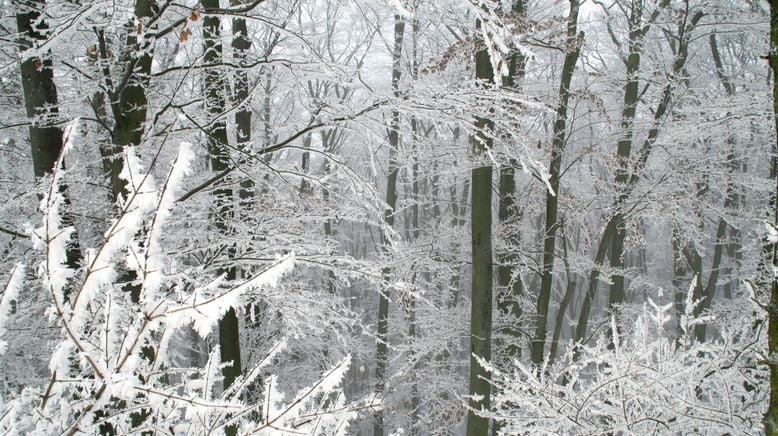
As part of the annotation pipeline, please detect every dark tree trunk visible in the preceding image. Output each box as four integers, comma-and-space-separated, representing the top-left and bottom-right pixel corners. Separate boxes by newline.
233, 2, 254, 206
466, 14, 496, 436
16, 0, 62, 180
764, 1, 778, 433
548, 224, 576, 366
608, 1, 649, 321
408, 13, 421, 433
531, 0, 581, 366
575, 5, 702, 353
374, 15, 404, 436
495, 0, 527, 372
690, 33, 739, 342
110, 0, 154, 200
202, 3, 242, 429
16, 0, 82, 276
672, 225, 689, 346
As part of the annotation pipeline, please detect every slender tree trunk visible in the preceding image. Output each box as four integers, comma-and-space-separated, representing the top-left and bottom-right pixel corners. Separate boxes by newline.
493, 6, 527, 433
408, 11, 421, 432
608, 0, 650, 327
672, 225, 688, 346
495, 0, 527, 369
574, 219, 615, 358
202, 3, 242, 430
466, 13, 496, 436
582, 0, 671, 349
233, 3, 254, 205
548, 223, 576, 366
110, 0, 154, 200
16, 0, 82, 274
374, 15, 404, 436
764, 1, 778, 433
322, 128, 338, 295
300, 133, 312, 195
575, 6, 702, 352
608, 0, 679, 336
16, 0, 62, 179
690, 32, 739, 341
263, 71, 273, 157
448, 129, 469, 310
88, 88, 113, 178
531, 0, 581, 366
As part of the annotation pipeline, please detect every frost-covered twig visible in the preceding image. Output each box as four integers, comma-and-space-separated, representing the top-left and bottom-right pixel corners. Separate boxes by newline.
0, 264, 24, 356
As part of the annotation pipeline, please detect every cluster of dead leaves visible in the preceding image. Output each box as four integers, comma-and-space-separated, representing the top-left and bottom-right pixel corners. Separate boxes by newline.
178, 7, 202, 43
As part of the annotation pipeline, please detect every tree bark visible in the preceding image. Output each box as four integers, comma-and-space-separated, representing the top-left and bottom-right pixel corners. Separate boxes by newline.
764, 1, 778, 433
466, 13, 496, 436
233, 1, 254, 206
202, 3, 242, 430
492, 5, 527, 434
548, 223, 576, 366
495, 0, 526, 367
16, 0, 82, 275
374, 15, 404, 436
672, 225, 689, 346
607, 0, 676, 338
408, 11, 421, 433
16, 0, 62, 179
608, 0, 653, 320
530, 0, 581, 366
110, 0, 154, 200
575, 5, 702, 353
690, 32, 739, 342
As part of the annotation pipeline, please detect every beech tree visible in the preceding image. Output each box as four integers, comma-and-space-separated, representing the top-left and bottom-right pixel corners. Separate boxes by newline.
765, 0, 778, 432
16, 0, 63, 179
0, 0, 775, 434
530, 0, 581, 366
15, 0, 81, 273
466, 8, 495, 436
374, 11, 404, 436
575, 0, 704, 352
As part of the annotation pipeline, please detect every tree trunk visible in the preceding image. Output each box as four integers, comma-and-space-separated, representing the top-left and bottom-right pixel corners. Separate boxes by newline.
575, 5, 702, 353
466, 14, 496, 436
608, 0, 651, 326
574, 219, 615, 358
321, 128, 339, 295
16, 0, 62, 180
203, 2, 242, 428
672, 225, 688, 346
548, 224, 576, 366
530, 0, 581, 366
374, 15, 404, 436
448, 130, 469, 310
495, 0, 527, 369
764, 1, 778, 433
300, 133, 312, 195
233, 2, 254, 206
16, 0, 82, 275
690, 33, 739, 342
492, 6, 527, 434
408, 12, 421, 433
110, 0, 154, 200
607, 0, 679, 338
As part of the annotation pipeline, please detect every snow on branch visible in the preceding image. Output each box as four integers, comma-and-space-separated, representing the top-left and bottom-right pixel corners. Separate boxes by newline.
0, 264, 24, 356
2, 138, 373, 434
491, 284, 765, 435
163, 252, 296, 338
